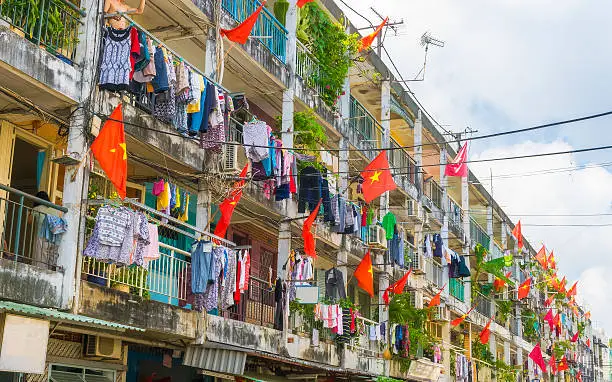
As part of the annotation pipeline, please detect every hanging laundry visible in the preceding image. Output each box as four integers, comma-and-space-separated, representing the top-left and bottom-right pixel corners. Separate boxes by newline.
99, 26, 140, 91
324, 267, 346, 301
297, 166, 322, 214
433, 233, 444, 257
382, 211, 396, 240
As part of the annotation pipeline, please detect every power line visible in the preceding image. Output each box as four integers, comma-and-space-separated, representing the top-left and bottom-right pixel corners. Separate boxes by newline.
521, 224, 612, 227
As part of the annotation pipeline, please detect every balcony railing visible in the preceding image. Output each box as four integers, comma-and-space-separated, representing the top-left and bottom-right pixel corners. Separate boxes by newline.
0, 183, 67, 271
509, 316, 520, 336
424, 180, 443, 210
448, 198, 464, 239
348, 96, 381, 160
475, 292, 492, 318
296, 40, 323, 96
449, 278, 465, 302
221, 0, 287, 63
470, 217, 490, 249
424, 257, 444, 288
388, 138, 418, 190
0, 0, 85, 64
490, 242, 504, 259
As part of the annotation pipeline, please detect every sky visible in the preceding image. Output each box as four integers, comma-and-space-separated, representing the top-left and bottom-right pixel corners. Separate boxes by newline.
338, 0, 612, 334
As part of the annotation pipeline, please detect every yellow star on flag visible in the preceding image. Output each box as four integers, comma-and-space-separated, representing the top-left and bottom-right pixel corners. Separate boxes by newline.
369, 171, 382, 184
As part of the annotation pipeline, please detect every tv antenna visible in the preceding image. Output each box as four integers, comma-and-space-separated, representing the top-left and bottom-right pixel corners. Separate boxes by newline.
396, 31, 445, 83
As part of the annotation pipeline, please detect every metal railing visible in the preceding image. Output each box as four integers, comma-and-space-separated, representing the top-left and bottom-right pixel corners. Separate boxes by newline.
221, 0, 287, 63
0, 0, 85, 64
424, 257, 444, 288
0, 183, 67, 271
220, 275, 276, 328
470, 217, 490, 249
424, 180, 443, 210
475, 292, 492, 318
388, 138, 418, 191
82, 242, 191, 304
509, 316, 520, 336
449, 278, 465, 302
404, 242, 418, 271
296, 40, 323, 96
490, 242, 504, 259
348, 96, 381, 160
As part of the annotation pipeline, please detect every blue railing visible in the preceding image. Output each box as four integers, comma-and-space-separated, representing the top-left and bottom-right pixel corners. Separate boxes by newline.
221, 0, 287, 63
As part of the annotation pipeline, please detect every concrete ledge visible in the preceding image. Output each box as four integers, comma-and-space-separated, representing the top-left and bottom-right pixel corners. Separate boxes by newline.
0, 26, 81, 103
79, 281, 202, 339
0, 258, 64, 308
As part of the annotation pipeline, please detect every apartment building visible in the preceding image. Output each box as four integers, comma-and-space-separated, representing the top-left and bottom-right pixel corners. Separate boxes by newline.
0, 0, 597, 381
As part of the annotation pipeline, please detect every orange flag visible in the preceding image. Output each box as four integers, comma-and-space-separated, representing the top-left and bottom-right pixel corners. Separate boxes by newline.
517, 277, 531, 300
586, 338, 591, 348
558, 276, 567, 293
296, 0, 314, 7
451, 305, 475, 327
553, 313, 560, 327
354, 251, 374, 297
585, 311, 591, 320
494, 272, 512, 292
360, 150, 397, 203
544, 294, 555, 307
383, 269, 412, 305
567, 281, 577, 297
577, 371, 583, 382
214, 164, 249, 239
511, 220, 523, 249
220, 2, 266, 44
479, 317, 493, 344
535, 245, 548, 269
91, 104, 128, 199
428, 283, 447, 308
359, 17, 388, 52
557, 356, 569, 372
549, 354, 557, 374
302, 199, 322, 258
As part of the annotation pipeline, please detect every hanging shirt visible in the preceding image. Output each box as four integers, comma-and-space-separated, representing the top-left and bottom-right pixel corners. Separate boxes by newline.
424, 234, 433, 257
382, 212, 396, 240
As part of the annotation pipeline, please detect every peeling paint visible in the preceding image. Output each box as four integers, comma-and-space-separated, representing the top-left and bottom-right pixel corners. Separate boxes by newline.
0, 258, 63, 308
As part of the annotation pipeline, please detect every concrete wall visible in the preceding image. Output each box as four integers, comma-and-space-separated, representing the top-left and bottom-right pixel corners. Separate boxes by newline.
79, 281, 203, 339
0, 258, 64, 308
206, 314, 340, 366
0, 25, 81, 103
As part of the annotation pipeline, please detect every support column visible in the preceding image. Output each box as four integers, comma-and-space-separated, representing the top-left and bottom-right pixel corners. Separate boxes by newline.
504, 341, 511, 363
378, 79, 391, 330
205, 28, 217, 79
489, 333, 497, 361
414, 111, 424, 261
439, 146, 451, 378
461, 172, 470, 300
486, 205, 494, 253
196, 180, 212, 232
61, 0, 101, 311
277, 0, 297, 279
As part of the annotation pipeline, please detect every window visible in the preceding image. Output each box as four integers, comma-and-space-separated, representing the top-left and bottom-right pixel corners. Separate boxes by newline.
48, 364, 115, 382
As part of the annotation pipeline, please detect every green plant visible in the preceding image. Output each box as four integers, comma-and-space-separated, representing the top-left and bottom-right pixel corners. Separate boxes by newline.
494, 359, 519, 382
552, 340, 572, 358
522, 309, 540, 343
275, 109, 327, 151
298, 3, 359, 108
273, 0, 289, 26
110, 266, 150, 299
389, 293, 434, 359
472, 339, 494, 364
496, 300, 513, 324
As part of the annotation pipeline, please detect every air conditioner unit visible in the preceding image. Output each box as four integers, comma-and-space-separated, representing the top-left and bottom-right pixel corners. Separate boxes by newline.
409, 252, 425, 275
84, 335, 122, 360
433, 306, 450, 322
368, 225, 387, 249
221, 142, 247, 174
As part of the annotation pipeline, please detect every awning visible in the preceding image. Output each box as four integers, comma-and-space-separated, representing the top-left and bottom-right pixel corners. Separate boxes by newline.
0, 300, 144, 332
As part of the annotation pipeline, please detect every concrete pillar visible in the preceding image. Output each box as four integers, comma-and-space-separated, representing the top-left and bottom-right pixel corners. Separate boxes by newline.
486, 205, 494, 253
440, 146, 449, 289
379, 79, 391, 218
489, 333, 497, 361
501, 221, 508, 249
414, 111, 423, 196
461, 172, 470, 299
504, 341, 511, 363
196, 179, 211, 232
277, 221, 291, 280
337, 48, 350, 193
60, 0, 101, 311
204, 27, 217, 79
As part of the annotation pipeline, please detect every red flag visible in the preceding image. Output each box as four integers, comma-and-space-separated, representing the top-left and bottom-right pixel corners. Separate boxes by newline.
512, 220, 523, 249
358, 17, 388, 52
361, 150, 397, 203
302, 199, 322, 258
428, 283, 447, 308
296, 0, 314, 7
517, 277, 531, 300
586, 338, 591, 348
549, 354, 557, 374
451, 305, 475, 327
535, 245, 548, 269
529, 343, 547, 372
544, 294, 555, 307
557, 356, 569, 372
577, 371, 582, 382
558, 276, 567, 293
383, 269, 412, 305
571, 331, 579, 343
544, 309, 554, 330
553, 313, 560, 327
494, 272, 512, 292
445, 142, 469, 177
479, 317, 493, 345
220, 2, 266, 44
567, 281, 578, 297
214, 164, 249, 239
548, 251, 557, 270
91, 104, 128, 199
354, 251, 374, 297
585, 311, 591, 320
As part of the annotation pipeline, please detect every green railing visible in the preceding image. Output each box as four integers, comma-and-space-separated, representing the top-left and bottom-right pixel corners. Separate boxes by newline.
0, 183, 67, 270
0, 0, 85, 64
470, 217, 490, 249
449, 278, 465, 302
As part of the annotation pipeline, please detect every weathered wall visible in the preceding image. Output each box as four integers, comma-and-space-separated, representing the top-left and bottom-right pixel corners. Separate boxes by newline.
79, 281, 203, 339
0, 258, 64, 308
206, 314, 340, 366
0, 25, 81, 103
343, 348, 385, 376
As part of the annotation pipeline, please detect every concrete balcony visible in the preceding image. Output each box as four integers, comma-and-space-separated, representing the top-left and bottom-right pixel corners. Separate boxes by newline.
0, 2, 84, 115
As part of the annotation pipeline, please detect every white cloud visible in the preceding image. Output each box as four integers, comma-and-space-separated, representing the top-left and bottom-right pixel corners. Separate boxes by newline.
469, 140, 612, 333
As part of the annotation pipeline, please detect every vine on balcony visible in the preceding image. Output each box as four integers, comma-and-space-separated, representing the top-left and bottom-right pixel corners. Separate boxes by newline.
297, 3, 359, 108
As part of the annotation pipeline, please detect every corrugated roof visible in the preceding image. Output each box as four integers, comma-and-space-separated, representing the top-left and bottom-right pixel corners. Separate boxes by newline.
0, 300, 144, 331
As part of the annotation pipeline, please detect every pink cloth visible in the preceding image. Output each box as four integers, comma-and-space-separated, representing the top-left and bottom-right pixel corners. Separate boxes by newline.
143, 223, 159, 264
